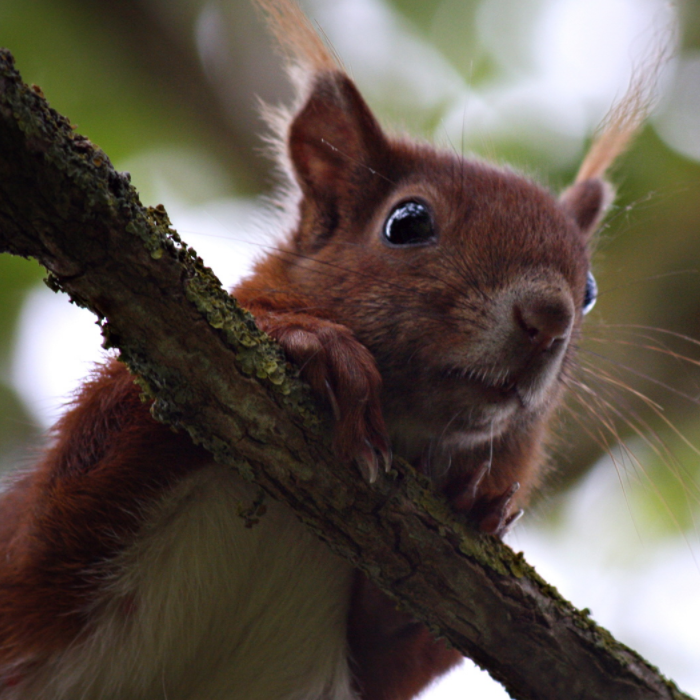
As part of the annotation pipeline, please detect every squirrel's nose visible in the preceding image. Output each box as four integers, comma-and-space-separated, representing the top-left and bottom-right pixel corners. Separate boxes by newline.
514, 296, 573, 353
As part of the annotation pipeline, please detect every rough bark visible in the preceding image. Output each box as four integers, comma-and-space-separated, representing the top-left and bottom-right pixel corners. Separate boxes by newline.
0, 49, 693, 700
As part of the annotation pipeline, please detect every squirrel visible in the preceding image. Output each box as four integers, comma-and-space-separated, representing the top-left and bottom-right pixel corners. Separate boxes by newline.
0, 0, 654, 698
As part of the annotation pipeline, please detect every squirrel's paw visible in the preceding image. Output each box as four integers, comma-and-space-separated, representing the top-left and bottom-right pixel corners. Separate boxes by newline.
267, 317, 391, 482
445, 462, 524, 538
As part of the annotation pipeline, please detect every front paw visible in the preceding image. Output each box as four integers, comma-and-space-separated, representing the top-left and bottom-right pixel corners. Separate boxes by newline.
267, 316, 391, 481
445, 462, 524, 538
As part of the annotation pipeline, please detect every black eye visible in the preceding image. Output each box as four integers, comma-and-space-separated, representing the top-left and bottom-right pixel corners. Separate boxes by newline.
582, 270, 597, 315
383, 200, 435, 246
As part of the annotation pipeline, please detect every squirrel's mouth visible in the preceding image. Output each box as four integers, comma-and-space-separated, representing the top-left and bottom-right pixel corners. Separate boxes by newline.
444, 366, 521, 402
443, 356, 563, 414
466, 371, 521, 400
385, 354, 566, 454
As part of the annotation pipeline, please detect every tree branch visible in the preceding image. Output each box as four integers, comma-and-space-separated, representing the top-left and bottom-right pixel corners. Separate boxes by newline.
0, 49, 692, 700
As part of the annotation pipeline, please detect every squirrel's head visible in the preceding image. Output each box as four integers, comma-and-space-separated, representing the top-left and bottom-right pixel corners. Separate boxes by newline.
255, 0, 657, 470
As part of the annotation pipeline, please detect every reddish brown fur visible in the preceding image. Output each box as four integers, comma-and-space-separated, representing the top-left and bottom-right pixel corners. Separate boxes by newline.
0, 0, 650, 697
237, 70, 591, 495
347, 575, 461, 700
0, 360, 209, 672
233, 66, 597, 697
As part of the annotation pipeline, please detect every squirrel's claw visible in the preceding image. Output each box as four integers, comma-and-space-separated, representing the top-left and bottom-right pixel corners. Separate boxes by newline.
356, 442, 379, 483
446, 469, 524, 539
478, 482, 521, 537
499, 508, 525, 537
449, 461, 490, 513
324, 380, 342, 421
356, 438, 392, 483
257, 315, 390, 483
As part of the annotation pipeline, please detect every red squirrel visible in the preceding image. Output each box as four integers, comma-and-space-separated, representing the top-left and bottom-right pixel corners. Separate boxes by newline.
0, 1, 652, 698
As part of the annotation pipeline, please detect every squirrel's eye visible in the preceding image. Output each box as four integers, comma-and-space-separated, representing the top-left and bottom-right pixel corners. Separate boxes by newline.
582, 270, 597, 315
383, 200, 435, 246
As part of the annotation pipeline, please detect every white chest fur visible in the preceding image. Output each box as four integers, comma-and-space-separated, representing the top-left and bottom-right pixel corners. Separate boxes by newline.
13, 465, 357, 700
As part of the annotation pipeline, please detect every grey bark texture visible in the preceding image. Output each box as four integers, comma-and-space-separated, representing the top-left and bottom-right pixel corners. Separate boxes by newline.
0, 49, 693, 700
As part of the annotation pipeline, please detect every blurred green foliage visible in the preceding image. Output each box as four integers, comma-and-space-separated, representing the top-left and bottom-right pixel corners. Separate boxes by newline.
1, 0, 200, 167
0, 0, 699, 538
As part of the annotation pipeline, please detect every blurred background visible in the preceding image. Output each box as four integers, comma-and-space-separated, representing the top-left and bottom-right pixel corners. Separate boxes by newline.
1, 0, 699, 697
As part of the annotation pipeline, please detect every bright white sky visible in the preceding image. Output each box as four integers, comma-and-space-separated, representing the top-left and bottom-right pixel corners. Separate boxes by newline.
9, 0, 699, 697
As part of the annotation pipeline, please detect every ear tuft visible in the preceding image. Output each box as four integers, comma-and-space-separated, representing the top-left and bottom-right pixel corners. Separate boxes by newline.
559, 178, 614, 237
255, 0, 339, 73
574, 26, 673, 183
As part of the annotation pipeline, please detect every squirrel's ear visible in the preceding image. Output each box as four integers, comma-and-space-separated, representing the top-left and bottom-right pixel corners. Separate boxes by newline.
288, 71, 388, 200
559, 178, 614, 239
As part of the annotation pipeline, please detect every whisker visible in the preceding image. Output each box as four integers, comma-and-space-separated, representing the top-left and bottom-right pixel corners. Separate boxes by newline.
593, 322, 700, 349
563, 379, 642, 540
580, 348, 700, 406
592, 269, 697, 300
319, 138, 396, 186
586, 337, 700, 377
569, 373, 700, 569
569, 377, 681, 513
577, 362, 700, 502
577, 357, 665, 410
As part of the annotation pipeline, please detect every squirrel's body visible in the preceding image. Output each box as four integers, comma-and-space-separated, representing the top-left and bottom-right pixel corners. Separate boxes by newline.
0, 0, 652, 697
2, 414, 354, 699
